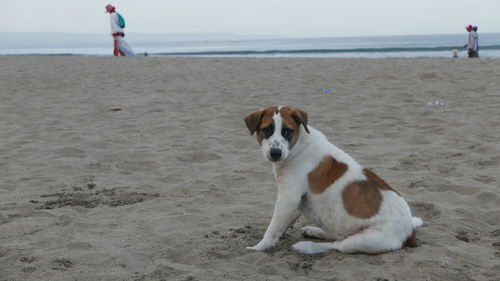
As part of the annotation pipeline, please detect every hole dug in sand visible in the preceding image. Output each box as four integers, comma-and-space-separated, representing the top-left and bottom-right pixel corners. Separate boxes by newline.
36, 188, 159, 209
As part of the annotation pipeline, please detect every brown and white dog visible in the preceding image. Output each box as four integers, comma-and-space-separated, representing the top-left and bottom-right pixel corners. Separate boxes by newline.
244, 106, 423, 254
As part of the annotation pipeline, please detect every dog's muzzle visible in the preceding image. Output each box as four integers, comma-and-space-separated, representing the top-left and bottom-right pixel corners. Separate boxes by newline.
269, 148, 282, 162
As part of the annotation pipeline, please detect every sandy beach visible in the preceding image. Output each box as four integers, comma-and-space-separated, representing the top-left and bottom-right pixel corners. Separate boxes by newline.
0, 57, 499, 281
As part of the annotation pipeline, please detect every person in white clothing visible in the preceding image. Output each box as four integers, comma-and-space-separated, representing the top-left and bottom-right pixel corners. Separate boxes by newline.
105, 4, 135, 56
464, 24, 478, 58
472, 26, 479, 58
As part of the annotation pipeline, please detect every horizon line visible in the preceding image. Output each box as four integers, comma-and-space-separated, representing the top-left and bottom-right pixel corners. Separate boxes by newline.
2, 31, 499, 39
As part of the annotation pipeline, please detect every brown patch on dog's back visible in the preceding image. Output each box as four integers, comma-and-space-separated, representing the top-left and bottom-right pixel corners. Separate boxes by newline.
403, 229, 417, 248
363, 169, 400, 195
342, 180, 382, 219
308, 156, 348, 194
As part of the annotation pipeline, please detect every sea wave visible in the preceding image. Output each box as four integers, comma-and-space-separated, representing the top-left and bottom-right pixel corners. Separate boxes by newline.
154, 45, 500, 56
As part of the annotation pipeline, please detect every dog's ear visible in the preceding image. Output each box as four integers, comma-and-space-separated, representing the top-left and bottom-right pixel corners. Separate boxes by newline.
291, 108, 310, 134
244, 109, 265, 135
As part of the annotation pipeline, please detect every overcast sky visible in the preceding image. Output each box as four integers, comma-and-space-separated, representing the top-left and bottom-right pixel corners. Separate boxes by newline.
1, 0, 499, 37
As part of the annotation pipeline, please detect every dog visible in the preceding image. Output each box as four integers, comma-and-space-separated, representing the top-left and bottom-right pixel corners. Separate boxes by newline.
243, 106, 423, 255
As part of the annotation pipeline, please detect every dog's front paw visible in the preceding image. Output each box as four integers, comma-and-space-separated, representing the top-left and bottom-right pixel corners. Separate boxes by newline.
292, 241, 333, 255
246, 239, 273, 251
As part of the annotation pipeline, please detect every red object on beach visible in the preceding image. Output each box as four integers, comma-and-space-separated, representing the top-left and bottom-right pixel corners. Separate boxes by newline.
108, 108, 123, 112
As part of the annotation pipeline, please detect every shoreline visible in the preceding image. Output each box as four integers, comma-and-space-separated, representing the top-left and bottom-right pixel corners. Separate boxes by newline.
1, 53, 499, 58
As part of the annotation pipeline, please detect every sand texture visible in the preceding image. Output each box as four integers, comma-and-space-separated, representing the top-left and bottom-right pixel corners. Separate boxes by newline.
0, 57, 499, 281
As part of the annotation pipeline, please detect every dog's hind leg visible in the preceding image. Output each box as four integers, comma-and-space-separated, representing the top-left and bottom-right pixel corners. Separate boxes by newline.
293, 227, 407, 254
301, 226, 336, 240
329, 227, 406, 254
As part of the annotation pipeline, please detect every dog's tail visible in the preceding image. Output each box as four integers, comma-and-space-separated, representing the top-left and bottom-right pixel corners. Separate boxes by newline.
412, 217, 423, 228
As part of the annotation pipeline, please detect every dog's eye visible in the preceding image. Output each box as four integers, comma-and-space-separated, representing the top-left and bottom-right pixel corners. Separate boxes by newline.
262, 125, 274, 138
282, 127, 293, 139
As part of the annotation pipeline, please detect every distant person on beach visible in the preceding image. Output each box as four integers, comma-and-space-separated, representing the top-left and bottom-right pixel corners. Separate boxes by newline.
464, 24, 479, 58
473, 26, 479, 57
105, 4, 135, 56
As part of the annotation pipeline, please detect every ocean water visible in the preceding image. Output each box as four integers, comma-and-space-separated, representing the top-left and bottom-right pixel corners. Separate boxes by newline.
2, 32, 500, 58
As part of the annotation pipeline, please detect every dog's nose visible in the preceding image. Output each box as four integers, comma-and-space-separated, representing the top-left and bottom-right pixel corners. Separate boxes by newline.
269, 148, 282, 161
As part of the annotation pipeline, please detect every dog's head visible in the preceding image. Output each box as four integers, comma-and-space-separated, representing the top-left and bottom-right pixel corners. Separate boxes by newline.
244, 106, 309, 163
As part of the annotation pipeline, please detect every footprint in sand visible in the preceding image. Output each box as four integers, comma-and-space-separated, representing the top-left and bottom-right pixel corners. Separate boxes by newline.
0, 212, 10, 224
480, 209, 500, 225
474, 159, 499, 169
409, 201, 441, 221
405, 135, 430, 145
419, 72, 440, 81
473, 175, 496, 184
134, 264, 189, 281
51, 258, 74, 271
175, 151, 221, 163
407, 180, 430, 189
393, 153, 430, 171
490, 228, 500, 237
54, 147, 86, 159
116, 160, 161, 172
474, 191, 500, 207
